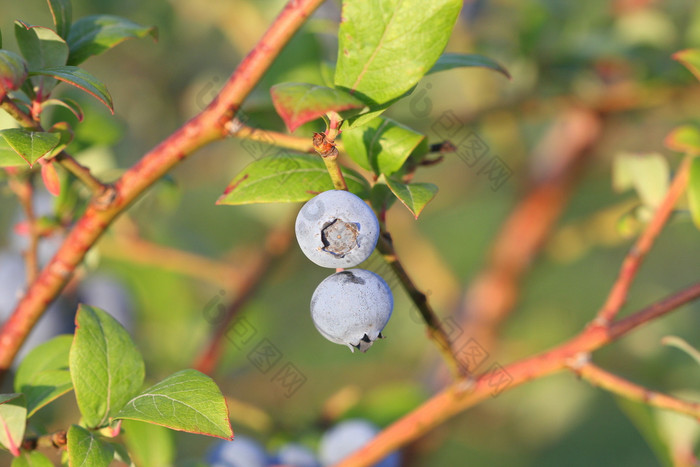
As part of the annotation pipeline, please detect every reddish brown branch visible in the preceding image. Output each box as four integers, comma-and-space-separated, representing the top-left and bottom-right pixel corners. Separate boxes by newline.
572, 362, 700, 419
595, 156, 691, 324
336, 281, 700, 466
0, 0, 325, 375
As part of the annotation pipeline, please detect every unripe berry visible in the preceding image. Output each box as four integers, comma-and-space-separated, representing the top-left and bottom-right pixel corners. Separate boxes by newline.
310, 269, 393, 352
295, 190, 379, 268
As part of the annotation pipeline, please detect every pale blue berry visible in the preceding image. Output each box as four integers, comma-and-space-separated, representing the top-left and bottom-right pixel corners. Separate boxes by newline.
207, 436, 268, 467
318, 419, 400, 467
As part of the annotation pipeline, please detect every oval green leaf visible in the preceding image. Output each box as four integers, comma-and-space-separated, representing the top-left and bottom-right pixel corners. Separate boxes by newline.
67, 15, 158, 66
70, 304, 145, 429
0, 393, 26, 456
334, 0, 461, 105
427, 53, 511, 79
47, 0, 73, 39
673, 49, 700, 82
664, 125, 700, 155
29, 65, 113, 113
0, 50, 29, 93
14, 334, 73, 417
688, 158, 700, 230
216, 153, 370, 205
67, 425, 113, 467
270, 82, 367, 132
0, 128, 61, 167
384, 176, 438, 218
115, 369, 234, 440
14, 21, 69, 70
342, 117, 425, 175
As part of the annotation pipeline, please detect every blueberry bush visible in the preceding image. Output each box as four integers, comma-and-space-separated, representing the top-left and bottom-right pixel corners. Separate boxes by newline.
0, 0, 699, 465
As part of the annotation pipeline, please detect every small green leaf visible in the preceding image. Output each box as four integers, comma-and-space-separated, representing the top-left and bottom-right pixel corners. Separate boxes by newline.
67, 15, 157, 66
11, 451, 54, 467
335, 0, 461, 105
427, 53, 511, 79
0, 50, 29, 92
70, 304, 145, 429
115, 369, 234, 440
613, 152, 669, 208
270, 82, 366, 132
29, 66, 113, 113
14, 334, 73, 417
0, 128, 61, 166
673, 48, 700, 81
0, 394, 26, 456
47, 0, 73, 39
342, 117, 425, 175
122, 419, 175, 467
217, 153, 370, 205
664, 125, 700, 155
66, 425, 113, 467
384, 176, 438, 218
688, 158, 700, 230
662, 335, 700, 366
14, 21, 69, 70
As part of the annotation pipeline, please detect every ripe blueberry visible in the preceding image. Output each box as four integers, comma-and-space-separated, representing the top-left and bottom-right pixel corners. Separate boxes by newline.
318, 419, 401, 467
310, 269, 393, 352
273, 443, 320, 467
295, 190, 379, 268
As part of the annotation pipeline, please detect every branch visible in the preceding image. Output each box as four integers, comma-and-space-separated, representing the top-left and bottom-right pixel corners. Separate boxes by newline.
595, 156, 692, 324
336, 282, 700, 466
0, 0, 325, 375
571, 362, 700, 419
376, 233, 469, 380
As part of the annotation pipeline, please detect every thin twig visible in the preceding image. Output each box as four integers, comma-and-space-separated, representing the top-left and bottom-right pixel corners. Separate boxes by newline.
335, 281, 700, 467
594, 156, 692, 325
376, 233, 468, 380
0, 0, 326, 375
54, 151, 110, 195
571, 362, 700, 419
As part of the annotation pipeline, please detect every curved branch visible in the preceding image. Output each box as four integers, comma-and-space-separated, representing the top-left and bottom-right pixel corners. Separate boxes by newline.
0, 0, 325, 374
336, 282, 700, 466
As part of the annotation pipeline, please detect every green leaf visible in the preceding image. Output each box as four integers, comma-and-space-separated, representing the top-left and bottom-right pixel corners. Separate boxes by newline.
115, 369, 234, 440
66, 425, 113, 467
334, 0, 461, 105
0, 128, 61, 166
0, 394, 26, 456
14, 21, 69, 70
664, 125, 700, 155
0, 50, 29, 92
122, 419, 175, 467
342, 117, 425, 175
14, 334, 73, 417
67, 15, 157, 66
70, 304, 145, 429
662, 335, 700, 366
427, 53, 511, 79
29, 66, 113, 113
41, 97, 84, 121
11, 451, 54, 467
384, 176, 438, 218
689, 158, 700, 231
270, 82, 366, 133
612, 152, 669, 208
673, 48, 700, 81
216, 153, 370, 205
47, 0, 73, 39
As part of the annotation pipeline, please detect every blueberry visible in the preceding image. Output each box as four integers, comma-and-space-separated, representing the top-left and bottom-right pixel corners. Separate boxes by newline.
310, 269, 393, 352
318, 419, 400, 467
272, 443, 320, 467
206, 435, 268, 467
295, 190, 379, 268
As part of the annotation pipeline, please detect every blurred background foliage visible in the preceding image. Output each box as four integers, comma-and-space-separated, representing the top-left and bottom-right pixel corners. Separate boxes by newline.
1, 0, 699, 465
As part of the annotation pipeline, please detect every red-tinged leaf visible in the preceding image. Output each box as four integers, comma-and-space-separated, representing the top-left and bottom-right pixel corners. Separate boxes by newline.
42, 97, 84, 121
384, 176, 438, 218
270, 82, 366, 132
47, 0, 73, 39
67, 15, 158, 66
664, 125, 700, 155
29, 66, 113, 113
41, 160, 61, 196
0, 394, 26, 456
0, 51, 28, 94
672, 49, 700, 81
